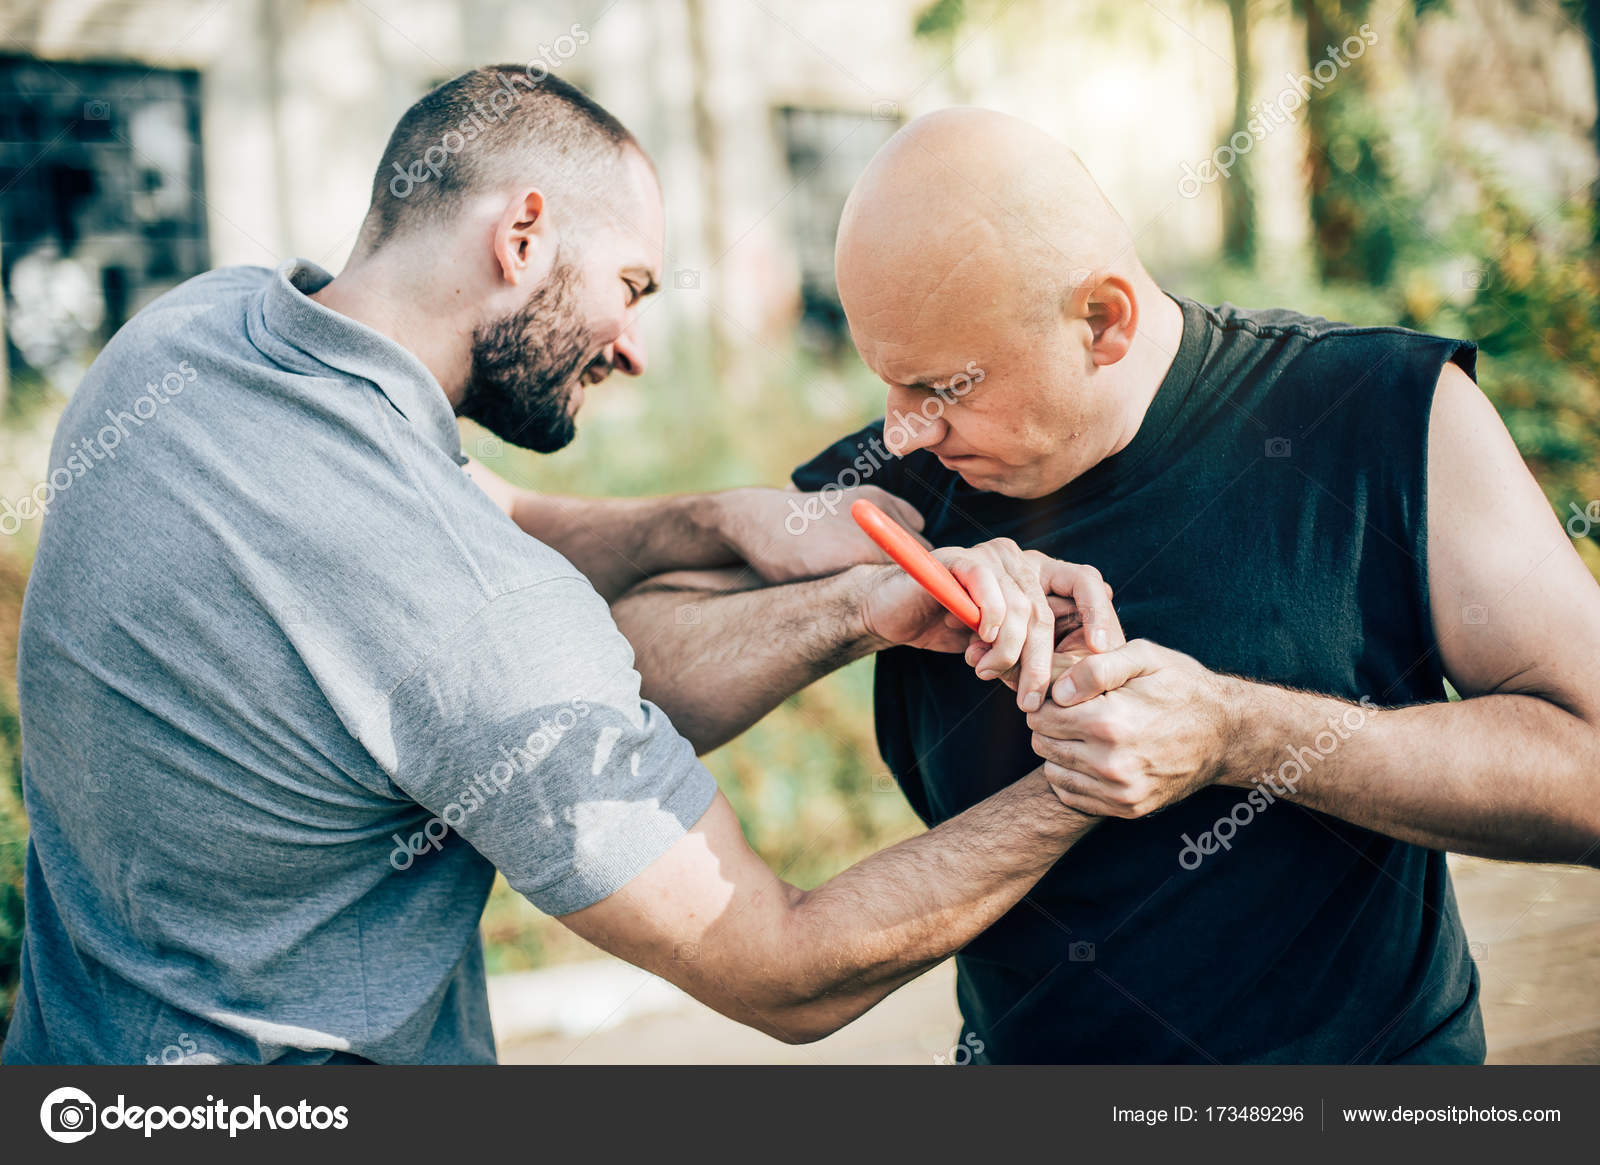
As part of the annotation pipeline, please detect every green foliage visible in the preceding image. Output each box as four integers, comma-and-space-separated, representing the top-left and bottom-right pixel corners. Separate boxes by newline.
0, 553, 29, 1043
3, 365, 58, 425
913, 0, 967, 41
1454, 194, 1600, 515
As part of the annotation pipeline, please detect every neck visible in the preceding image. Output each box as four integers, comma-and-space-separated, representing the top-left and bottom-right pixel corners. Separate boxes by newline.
310, 252, 476, 408
1102, 285, 1184, 460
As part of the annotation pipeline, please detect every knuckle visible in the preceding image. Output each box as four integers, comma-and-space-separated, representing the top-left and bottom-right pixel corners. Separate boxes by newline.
1083, 712, 1115, 739
1106, 753, 1139, 783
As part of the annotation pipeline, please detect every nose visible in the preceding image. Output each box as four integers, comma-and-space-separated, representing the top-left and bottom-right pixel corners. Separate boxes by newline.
883, 384, 949, 455
610, 321, 647, 378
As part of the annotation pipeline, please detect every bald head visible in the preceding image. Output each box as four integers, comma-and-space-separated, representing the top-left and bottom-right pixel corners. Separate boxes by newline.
833, 108, 1180, 500
837, 108, 1138, 343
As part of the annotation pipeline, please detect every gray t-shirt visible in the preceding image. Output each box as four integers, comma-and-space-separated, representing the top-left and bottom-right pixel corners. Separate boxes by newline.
2, 260, 717, 1065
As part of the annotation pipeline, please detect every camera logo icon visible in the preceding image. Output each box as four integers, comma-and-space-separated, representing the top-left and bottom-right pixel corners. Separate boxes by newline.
1068, 940, 1096, 962
1265, 437, 1292, 458
673, 269, 700, 290
83, 99, 110, 121
40, 1086, 97, 1143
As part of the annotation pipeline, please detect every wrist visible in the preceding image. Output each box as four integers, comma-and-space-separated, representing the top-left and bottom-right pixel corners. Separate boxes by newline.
1211, 674, 1286, 788
1026, 766, 1101, 847
688, 489, 754, 568
841, 562, 896, 654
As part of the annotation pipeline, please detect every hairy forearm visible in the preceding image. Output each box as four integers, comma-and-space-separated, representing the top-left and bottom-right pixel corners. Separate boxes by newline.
1219, 680, 1600, 866
509, 492, 740, 602
613, 565, 886, 753
745, 769, 1094, 1042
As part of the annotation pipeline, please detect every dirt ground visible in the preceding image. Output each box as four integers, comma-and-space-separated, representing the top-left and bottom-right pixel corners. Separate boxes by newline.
496, 854, 1600, 1065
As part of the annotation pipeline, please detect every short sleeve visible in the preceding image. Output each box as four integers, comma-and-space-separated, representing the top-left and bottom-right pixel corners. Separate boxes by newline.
383, 577, 717, 915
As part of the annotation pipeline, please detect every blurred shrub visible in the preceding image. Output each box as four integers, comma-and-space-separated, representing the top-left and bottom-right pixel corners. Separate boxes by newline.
0, 552, 28, 1043
1184, 80, 1600, 551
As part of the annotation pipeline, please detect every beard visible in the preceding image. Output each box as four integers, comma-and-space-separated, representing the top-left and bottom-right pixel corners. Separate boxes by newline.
457, 261, 602, 453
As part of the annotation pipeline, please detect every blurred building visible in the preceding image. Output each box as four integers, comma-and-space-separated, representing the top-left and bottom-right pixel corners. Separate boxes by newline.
0, 0, 1593, 404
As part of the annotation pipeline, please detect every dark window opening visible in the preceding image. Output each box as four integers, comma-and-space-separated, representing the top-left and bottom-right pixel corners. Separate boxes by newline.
0, 55, 209, 405
775, 105, 899, 358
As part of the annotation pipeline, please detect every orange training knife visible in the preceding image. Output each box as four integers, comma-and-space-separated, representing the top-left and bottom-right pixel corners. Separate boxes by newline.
851, 498, 982, 632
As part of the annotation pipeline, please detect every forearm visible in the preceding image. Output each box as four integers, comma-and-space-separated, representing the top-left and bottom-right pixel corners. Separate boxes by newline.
508, 491, 740, 602
613, 564, 886, 753
752, 769, 1094, 1041
1219, 680, 1600, 865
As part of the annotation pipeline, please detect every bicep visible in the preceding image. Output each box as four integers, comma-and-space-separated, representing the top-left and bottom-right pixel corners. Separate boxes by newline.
1426, 363, 1600, 717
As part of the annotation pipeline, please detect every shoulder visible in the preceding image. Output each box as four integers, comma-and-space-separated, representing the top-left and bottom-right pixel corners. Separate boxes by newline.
1426, 360, 1527, 520
127, 266, 274, 335
81, 267, 272, 387
1193, 301, 1478, 448
790, 418, 948, 513
1200, 300, 1476, 378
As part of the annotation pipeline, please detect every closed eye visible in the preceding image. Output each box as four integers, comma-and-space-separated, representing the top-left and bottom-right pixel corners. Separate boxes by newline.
624, 274, 660, 307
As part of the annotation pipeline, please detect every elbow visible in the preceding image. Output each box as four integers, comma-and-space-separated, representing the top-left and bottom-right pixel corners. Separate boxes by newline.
1583, 809, 1600, 870
741, 895, 861, 1044
748, 998, 849, 1045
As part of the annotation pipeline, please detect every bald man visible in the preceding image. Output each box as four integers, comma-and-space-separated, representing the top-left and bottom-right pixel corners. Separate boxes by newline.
617, 109, 1600, 1064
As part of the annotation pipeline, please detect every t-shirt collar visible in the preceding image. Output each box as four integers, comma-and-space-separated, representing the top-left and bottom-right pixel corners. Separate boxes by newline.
260, 259, 465, 463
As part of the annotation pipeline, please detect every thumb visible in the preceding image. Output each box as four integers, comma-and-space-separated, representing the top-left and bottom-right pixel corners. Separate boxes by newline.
997, 646, 1091, 692
1051, 640, 1155, 706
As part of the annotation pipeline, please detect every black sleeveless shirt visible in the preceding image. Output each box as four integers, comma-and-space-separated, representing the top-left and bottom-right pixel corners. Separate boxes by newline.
791, 295, 1485, 1064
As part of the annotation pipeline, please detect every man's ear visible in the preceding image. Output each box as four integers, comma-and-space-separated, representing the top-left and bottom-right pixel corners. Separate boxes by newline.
492, 188, 558, 287
1066, 271, 1138, 367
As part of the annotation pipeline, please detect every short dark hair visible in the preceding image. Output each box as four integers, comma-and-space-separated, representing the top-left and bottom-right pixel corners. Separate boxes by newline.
359, 65, 641, 250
